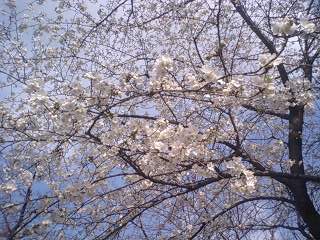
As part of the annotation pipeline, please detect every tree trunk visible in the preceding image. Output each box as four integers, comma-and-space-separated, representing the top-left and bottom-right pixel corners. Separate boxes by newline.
288, 106, 320, 239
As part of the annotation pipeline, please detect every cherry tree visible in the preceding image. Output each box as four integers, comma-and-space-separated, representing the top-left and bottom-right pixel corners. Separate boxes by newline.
0, 0, 320, 239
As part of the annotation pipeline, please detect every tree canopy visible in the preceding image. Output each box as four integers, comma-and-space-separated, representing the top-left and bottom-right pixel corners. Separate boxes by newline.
0, 0, 320, 239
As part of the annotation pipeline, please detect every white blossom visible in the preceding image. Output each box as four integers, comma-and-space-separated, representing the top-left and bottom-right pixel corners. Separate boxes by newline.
1, 181, 17, 194
200, 65, 218, 82
259, 53, 282, 67
272, 18, 297, 35
152, 55, 173, 79
84, 72, 101, 81
300, 18, 316, 33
